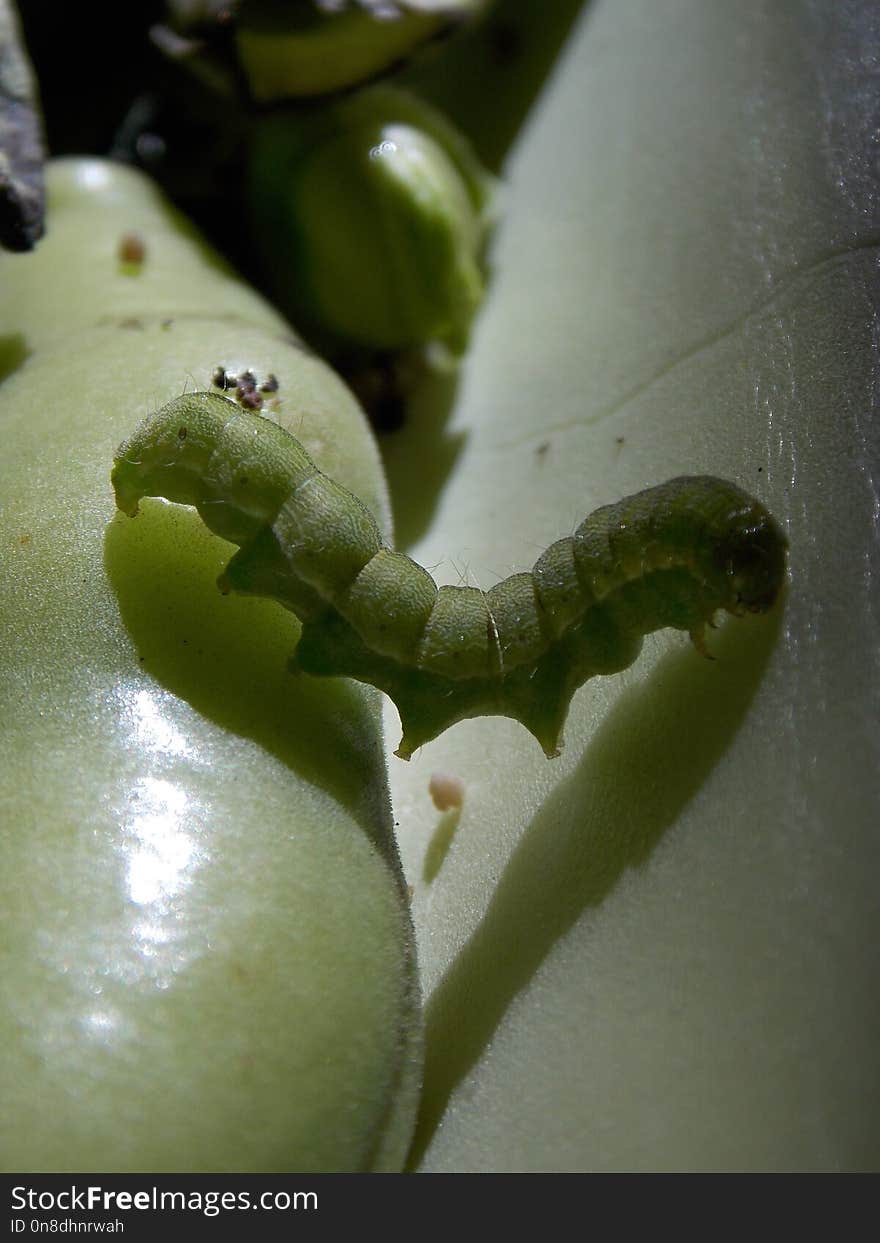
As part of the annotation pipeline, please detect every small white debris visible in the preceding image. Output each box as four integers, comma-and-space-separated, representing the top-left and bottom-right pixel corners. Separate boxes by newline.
429, 772, 465, 812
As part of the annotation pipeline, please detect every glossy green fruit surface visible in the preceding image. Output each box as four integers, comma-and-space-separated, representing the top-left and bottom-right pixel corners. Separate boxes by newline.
0, 160, 421, 1173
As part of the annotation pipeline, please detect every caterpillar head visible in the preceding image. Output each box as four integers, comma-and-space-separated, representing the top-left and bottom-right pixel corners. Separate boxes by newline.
112, 393, 227, 517
711, 498, 788, 616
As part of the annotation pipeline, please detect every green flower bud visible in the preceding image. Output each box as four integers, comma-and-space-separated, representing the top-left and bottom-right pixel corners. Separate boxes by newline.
236, 0, 463, 102
249, 87, 495, 354
169, 2, 485, 101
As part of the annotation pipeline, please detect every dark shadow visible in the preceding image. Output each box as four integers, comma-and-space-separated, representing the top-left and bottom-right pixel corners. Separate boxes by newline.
103, 503, 393, 854
422, 806, 463, 885
399, 0, 591, 172
0, 334, 30, 386
378, 0, 590, 542
407, 601, 785, 1166
377, 361, 465, 551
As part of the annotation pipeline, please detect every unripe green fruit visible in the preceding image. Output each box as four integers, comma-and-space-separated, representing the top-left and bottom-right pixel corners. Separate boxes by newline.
0, 160, 421, 1172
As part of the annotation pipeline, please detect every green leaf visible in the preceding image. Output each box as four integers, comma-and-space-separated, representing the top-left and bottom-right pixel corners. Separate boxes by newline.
390, 0, 880, 1171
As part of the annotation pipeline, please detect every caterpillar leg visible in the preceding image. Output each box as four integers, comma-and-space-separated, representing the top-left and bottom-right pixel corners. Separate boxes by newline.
219, 528, 325, 618
688, 625, 715, 661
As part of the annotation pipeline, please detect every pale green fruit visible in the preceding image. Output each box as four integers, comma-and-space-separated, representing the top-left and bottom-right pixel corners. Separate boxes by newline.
0, 160, 421, 1172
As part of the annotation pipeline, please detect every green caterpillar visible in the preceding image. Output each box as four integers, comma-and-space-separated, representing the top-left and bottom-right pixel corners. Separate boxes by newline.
112, 392, 788, 759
